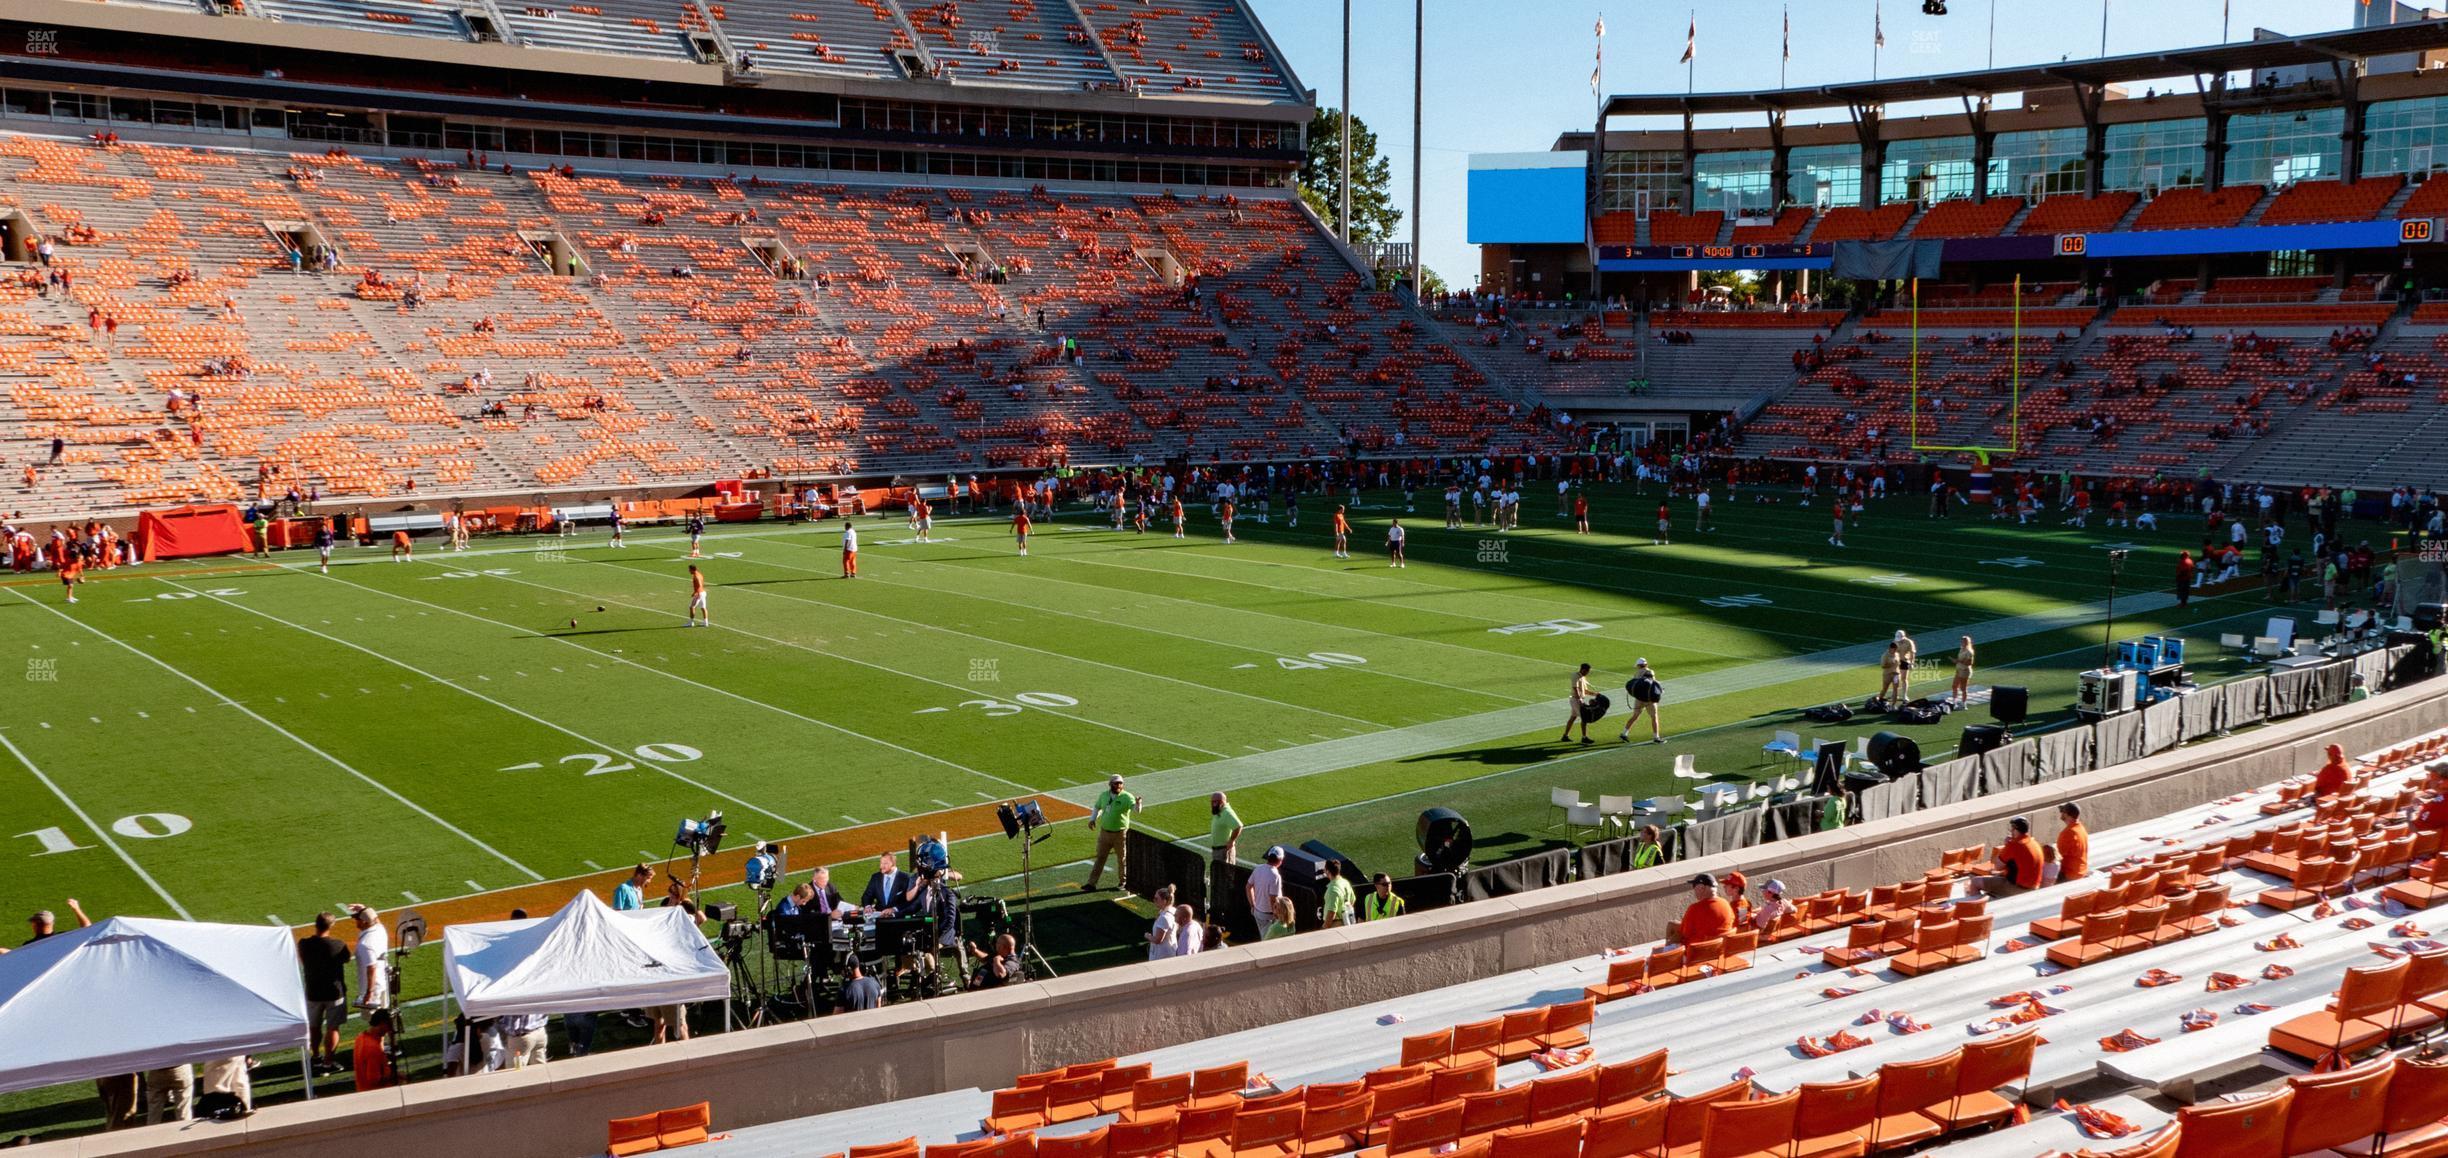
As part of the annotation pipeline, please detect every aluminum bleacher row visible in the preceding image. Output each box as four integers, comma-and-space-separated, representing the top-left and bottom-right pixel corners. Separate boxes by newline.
225, 0, 1299, 97
684, 730, 2448, 1158
0, 133, 1542, 519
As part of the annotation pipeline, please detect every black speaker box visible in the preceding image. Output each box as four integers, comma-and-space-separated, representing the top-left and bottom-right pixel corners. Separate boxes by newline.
1959, 724, 2010, 756
1990, 685, 2029, 725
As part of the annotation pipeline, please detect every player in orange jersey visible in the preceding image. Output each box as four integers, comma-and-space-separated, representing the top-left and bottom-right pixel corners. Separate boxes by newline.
59, 549, 83, 604
390, 529, 413, 562
1219, 498, 1236, 543
1013, 506, 1032, 556
1169, 495, 1185, 539
1330, 505, 1350, 559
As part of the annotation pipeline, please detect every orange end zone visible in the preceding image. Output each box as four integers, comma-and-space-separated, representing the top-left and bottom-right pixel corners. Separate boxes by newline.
313, 797, 1090, 940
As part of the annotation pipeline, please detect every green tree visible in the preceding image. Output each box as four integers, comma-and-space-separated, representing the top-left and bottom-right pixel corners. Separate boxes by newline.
1301, 109, 1401, 248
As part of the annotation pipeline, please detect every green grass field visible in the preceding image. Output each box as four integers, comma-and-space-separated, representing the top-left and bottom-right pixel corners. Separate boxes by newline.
0, 480, 2361, 1139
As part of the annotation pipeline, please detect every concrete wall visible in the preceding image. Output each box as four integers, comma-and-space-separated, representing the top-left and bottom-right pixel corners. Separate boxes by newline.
35, 678, 2448, 1157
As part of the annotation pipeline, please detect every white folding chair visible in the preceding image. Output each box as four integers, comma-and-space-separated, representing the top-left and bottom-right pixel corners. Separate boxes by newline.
1564, 802, 1607, 843
1696, 783, 1743, 812
1549, 786, 1589, 832
2219, 632, 2247, 658
2316, 609, 2341, 627
1761, 729, 1802, 766
1671, 753, 1707, 780
1634, 795, 1690, 823
1597, 794, 1639, 833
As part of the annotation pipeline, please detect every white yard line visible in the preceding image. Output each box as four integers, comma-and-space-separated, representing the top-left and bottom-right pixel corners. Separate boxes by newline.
280, 560, 1045, 799
0, 730, 195, 919
468, 562, 1233, 760
162, 578, 817, 833
9, 588, 544, 882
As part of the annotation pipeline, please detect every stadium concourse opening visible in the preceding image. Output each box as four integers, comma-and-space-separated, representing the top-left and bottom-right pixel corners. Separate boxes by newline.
10, 0, 2448, 1152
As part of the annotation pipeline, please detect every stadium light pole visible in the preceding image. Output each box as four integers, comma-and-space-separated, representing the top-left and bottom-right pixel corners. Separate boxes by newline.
1339, 0, 1351, 244
1409, 0, 1423, 298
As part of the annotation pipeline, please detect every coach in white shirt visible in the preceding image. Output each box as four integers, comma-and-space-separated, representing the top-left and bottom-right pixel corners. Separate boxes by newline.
1247, 846, 1284, 931
348, 905, 390, 1010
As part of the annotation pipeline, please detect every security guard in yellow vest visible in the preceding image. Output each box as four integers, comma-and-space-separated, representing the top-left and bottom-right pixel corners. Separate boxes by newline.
1361, 873, 1406, 922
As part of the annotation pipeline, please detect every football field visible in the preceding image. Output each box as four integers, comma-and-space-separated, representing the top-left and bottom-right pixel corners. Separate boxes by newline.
0, 481, 2335, 982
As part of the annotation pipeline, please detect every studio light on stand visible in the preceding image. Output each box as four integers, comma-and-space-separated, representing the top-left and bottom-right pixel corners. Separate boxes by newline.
995, 799, 1056, 978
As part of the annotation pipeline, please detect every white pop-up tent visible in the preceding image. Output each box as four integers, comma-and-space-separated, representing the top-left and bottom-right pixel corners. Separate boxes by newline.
441, 891, 728, 1019
0, 917, 307, 1096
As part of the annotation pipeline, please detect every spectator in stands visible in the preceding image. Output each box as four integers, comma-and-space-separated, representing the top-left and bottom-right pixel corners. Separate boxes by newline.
1979, 817, 2046, 896
2054, 803, 2090, 882
1170, 904, 1204, 958
2311, 743, 2353, 801
351, 1010, 397, 1093
1749, 880, 1792, 933
1247, 846, 1284, 926
1668, 874, 1735, 945
1146, 885, 1178, 960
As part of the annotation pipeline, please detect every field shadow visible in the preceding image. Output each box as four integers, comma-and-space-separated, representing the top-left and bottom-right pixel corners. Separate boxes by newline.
1398, 742, 1567, 768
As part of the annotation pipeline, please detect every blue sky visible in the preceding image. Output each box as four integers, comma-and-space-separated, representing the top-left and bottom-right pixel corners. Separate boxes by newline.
1242, 0, 2377, 283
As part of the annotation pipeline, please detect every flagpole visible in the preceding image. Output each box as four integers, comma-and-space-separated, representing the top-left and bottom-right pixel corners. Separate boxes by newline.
1686, 7, 1695, 94
1780, 4, 1789, 90
2099, 0, 2109, 59
1873, 0, 1883, 82
1409, 0, 1422, 297
1338, 0, 1350, 243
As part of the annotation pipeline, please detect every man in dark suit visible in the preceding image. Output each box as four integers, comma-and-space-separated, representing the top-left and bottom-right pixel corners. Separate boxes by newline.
859, 853, 911, 916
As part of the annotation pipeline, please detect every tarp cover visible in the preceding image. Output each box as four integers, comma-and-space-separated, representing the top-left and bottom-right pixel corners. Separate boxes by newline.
0, 917, 306, 1095
135, 504, 252, 562
442, 891, 727, 1019
1829, 239, 1944, 281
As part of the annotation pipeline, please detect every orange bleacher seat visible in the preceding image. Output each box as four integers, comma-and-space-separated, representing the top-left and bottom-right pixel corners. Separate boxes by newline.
1039, 1129, 1110, 1158
610, 1113, 663, 1158
1449, 1019, 1504, 1069
2130, 184, 2263, 231
1229, 1102, 1306, 1158
1429, 1059, 1498, 1104
2385, 857, 2448, 910
1130, 1075, 1192, 1121
1537, 999, 1595, 1052
1401, 1028, 1454, 1068
1928, 1029, 2035, 1133
1526, 1069, 1597, 1124
2270, 958, 2409, 1064
1866, 1050, 1958, 1153
2019, 191, 2138, 235
852, 1139, 922, 1158
1458, 1086, 1532, 1143
2282, 1060, 2394, 1157
2339, 1054, 2448, 1156
1582, 1100, 1669, 1158
1370, 1100, 1465, 1158
2047, 909, 2128, 969
1297, 1094, 1374, 1157
1584, 959, 1649, 1004
1369, 1074, 1433, 1121
1096, 1064, 1155, 1115
1177, 1103, 1241, 1158
1489, 1117, 1582, 1158
1110, 1114, 1181, 1158
1697, 1090, 1799, 1158
1597, 1050, 1670, 1108
2171, 1087, 2289, 1158
1047, 1074, 1106, 1123
1190, 1063, 1252, 1110
1650, 211, 1724, 246
1495, 1009, 1549, 1064
1661, 1080, 1755, 1154
1912, 197, 2022, 239
1792, 1076, 1879, 1158
2259, 176, 2402, 226
988, 1086, 1050, 1133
